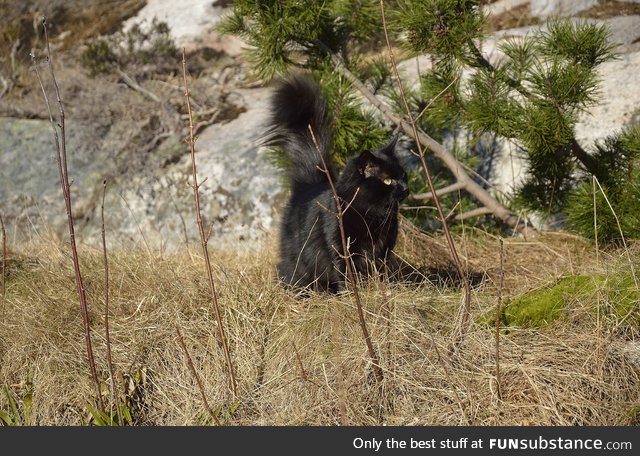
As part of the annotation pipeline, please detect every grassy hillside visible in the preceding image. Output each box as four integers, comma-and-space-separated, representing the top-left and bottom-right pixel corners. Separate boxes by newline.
1, 230, 638, 425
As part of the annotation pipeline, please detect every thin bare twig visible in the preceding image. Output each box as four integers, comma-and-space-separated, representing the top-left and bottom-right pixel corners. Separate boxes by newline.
101, 180, 122, 424
32, 17, 103, 410
495, 238, 504, 401
307, 125, 384, 384
175, 325, 221, 425
182, 48, 237, 397
379, 0, 472, 351
1, 214, 6, 322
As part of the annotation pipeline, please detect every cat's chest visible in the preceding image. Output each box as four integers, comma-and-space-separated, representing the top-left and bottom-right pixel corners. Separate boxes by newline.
343, 212, 395, 254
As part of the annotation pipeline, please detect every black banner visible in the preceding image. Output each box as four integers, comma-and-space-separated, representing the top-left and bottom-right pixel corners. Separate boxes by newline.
1, 426, 637, 455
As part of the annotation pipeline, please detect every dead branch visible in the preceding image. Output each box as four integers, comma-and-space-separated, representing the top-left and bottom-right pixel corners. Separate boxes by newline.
379, 0, 472, 351
411, 182, 467, 201
0, 76, 9, 99
116, 68, 180, 133
182, 48, 237, 397
116, 68, 162, 103
307, 125, 384, 384
32, 17, 103, 411
452, 206, 492, 222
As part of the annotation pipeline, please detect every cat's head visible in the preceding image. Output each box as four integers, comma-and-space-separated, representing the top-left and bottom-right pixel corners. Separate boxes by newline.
340, 135, 409, 214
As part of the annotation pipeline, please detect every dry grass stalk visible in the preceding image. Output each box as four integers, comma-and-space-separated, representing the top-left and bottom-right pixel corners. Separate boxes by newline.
175, 324, 221, 426
495, 238, 504, 401
593, 176, 638, 291
31, 17, 103, 411
1, 214, 5, 322
181, 48, 237, 396
307, 125, 384, 384
379, 0, 472, 352
331, 308, 348, 425
1, 234, 637, 425
101, 180, 122, 424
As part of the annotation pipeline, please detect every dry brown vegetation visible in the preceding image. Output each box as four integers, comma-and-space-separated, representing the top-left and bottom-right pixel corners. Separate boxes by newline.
0, 229, 638, 425
1, 0, 639, 428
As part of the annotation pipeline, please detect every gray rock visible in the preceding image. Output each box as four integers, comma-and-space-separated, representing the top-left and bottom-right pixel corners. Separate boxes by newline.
82, 87, 283, 251
531, 0, 599, 18
0, 117, 117, 239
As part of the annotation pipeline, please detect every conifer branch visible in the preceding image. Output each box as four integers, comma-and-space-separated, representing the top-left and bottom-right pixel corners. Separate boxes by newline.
316, 40, 530, 235
467, 39, 600, 176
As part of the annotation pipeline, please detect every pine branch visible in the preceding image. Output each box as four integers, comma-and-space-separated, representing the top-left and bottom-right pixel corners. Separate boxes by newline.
468, 38, 602, 178
316, 40, 531, 235
467, 38, 530, 97
570, 136, 599, 176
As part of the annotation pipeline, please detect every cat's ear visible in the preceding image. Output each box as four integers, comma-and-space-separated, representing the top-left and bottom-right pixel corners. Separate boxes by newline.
357, 150, 378, 177
378, 132, 399, 157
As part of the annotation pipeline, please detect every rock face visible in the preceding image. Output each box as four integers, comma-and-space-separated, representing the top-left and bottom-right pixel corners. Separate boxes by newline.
0, 1, 283, 251
0, 117, 118, 239
0, 85, 281, 251
530, 0, 599, 18
1, 1, 639, 247
95, 87, 282, 251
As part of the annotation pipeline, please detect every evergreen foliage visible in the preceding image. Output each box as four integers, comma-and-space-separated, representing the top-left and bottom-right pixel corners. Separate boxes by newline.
221, 1, 637, 240
566, 127, 640, 242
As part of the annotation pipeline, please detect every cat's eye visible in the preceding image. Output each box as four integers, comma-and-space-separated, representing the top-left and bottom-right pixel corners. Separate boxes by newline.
383, 178, 392, 186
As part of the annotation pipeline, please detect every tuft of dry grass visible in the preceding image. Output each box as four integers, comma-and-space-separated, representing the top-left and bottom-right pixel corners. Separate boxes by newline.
0, 230, 638, 425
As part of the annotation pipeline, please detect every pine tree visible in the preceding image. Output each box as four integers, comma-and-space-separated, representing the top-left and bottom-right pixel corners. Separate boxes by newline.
566, 126, 640, 242
220, 0, 637, 240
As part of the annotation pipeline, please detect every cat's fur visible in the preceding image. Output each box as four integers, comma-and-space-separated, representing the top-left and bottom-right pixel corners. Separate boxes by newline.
264, 74, 411, 292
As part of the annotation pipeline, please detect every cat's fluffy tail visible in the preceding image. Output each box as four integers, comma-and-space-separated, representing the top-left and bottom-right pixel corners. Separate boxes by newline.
263, 74, 333, 188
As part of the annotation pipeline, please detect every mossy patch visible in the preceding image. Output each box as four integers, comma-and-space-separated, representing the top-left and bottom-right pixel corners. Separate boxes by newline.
503, 275, 597, 327
482, 272, 639, 328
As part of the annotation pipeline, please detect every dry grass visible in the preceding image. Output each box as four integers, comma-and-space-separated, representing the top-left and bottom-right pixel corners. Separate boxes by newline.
0, 229, 638, 425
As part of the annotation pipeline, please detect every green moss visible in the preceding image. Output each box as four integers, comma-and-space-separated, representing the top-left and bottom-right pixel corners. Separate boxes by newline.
486, 272, 639, 329
502, 275, 597, 327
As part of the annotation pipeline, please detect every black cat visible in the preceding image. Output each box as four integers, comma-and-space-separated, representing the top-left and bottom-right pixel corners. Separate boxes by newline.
263, 74, 412, 292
